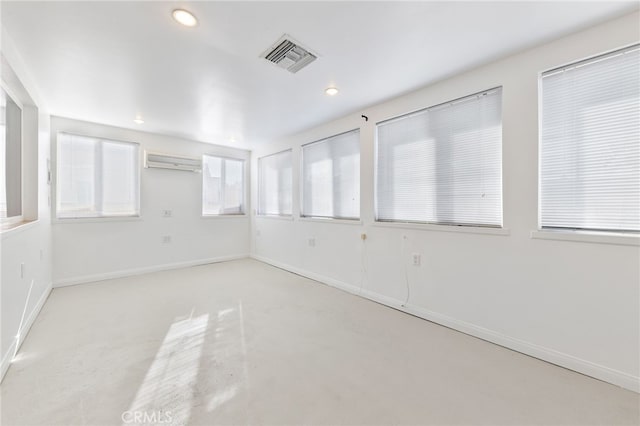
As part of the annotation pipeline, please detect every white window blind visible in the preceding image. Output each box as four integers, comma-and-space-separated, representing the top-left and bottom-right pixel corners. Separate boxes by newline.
1, 87, 22, 220
57, 133, 139, 218
302, 129, 360, 219
540, 45, 640, 233
202, 155, 245, 215
376, 88, 503, 226
258, 149, 292, 216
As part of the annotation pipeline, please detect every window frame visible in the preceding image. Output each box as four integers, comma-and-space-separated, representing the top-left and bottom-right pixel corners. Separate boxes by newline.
54, 132, 141, 221
300, 128, 361, 221
537, 43, 640, 236
0, 81, 24, 229
374, 87, 504, 229
201, 153, 246, 217
257, 148, 293, 217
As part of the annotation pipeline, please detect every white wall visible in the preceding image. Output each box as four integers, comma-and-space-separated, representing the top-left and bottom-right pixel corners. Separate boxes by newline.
1, 29, 53, 381
51, 117, 251, 286
251, 11, 640, 391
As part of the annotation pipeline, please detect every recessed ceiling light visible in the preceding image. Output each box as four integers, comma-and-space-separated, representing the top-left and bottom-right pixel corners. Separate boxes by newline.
172, 9, 198, 27
133, 117, 144, 124
325, 87, 339, 96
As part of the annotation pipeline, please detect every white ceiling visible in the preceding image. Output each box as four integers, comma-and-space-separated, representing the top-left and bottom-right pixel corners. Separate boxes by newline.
2, 1, 637, 149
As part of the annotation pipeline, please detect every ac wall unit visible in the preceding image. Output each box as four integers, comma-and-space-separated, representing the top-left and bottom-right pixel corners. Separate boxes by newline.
144, 151, 202, 172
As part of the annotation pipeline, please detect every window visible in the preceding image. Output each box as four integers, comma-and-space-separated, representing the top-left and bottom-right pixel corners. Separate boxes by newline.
1, 86, 22, 222
202, 155, 245, 215
376, 88, 502, 227
258, 149, 292, 216
540, 45, 640, 233
57, 133, 139, 218
302, 129, 360, 220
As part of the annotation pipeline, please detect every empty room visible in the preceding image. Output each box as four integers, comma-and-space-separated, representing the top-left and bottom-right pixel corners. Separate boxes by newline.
1, 1, 639, 425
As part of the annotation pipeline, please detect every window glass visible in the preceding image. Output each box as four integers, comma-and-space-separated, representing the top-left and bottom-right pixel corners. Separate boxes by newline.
57, 133, 139, 218
376, 88, 502, 227
302, 129, 360, 219
258, 150, 292, 216
540, 45, 640, 232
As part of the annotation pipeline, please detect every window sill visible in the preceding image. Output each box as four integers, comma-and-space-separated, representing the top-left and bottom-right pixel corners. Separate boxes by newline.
201, 214, 248, 220
255, 214, 294, 221
530, 230, 639, 246
53, 215, 142, 224
0, 219, 39, 239
372, 220, 510, 236
299, 217, 362, 226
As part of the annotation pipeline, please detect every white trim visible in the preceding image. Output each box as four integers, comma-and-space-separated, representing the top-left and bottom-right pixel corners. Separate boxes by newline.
0, 215, 25, 229
251, 254, 362, 296
0, 341, 17, 383
0, 219, 39, 240
298, 217, 362, 226
53, 254, 249, 288
250, 254, 639, 393
530, 230, 639, 247
401, 303, 640, 393
0, 78, 25, 109
1, 281, 52, 383
373, 220, 510, 236
201, 214, 249, 220
52, 215, 142, 224
254, 214, 294, 221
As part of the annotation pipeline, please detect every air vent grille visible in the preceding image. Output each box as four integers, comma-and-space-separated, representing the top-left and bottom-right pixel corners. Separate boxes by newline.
261, 36, 317, 73
265, 40, 297, 63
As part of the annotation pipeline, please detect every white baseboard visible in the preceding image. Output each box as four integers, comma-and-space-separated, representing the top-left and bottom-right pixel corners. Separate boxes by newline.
251, 254, 363, 295
0, 340, 17, 384
53, 254, 249, 288
1, 281, 53, 383
250, 253, 640, 393
401, 303, 640, 393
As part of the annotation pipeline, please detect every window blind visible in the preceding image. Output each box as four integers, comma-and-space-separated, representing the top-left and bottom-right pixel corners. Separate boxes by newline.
258, 149, 292, 216
57, 133, 139, 218
202, 155, 245, 215
0, 88, 22, 219
376, 88, 503, 226
540, 45, 640, 232
302, 129, 360, 219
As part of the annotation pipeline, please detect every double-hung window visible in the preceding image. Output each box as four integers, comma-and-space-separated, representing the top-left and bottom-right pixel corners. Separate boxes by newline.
540, 45, 640, 233
301, 129, 360, 220
57, 133, 140, 218
1, 86, 22, 223
376, 88, 503, 227
258, 149, 292, 216
202, 155, 245, 215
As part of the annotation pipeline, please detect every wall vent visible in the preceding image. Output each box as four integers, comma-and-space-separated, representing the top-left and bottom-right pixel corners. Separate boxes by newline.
261, 35, 317, 73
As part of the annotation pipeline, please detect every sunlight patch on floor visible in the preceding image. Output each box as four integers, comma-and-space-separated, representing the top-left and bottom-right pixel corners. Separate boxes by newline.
124, 313, 209, 425
204, 302, 250, 417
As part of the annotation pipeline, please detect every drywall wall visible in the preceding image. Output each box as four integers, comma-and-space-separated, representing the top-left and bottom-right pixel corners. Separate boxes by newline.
51, 117, 251, 286
251, 11, 640, 391
1, 29, 53, 381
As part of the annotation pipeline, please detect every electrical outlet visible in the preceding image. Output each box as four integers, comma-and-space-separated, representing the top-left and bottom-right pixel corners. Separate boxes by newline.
20, 263, 25, 279
40, 249, 44, 261
412, 253, 421, 266
162, 235, 172, 244
256, 229, 261, 237
308, 238, 316, 247
162, 210, 172, 217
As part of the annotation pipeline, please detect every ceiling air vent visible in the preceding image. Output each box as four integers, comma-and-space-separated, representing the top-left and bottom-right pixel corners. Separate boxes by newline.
261, 35, 317, 73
